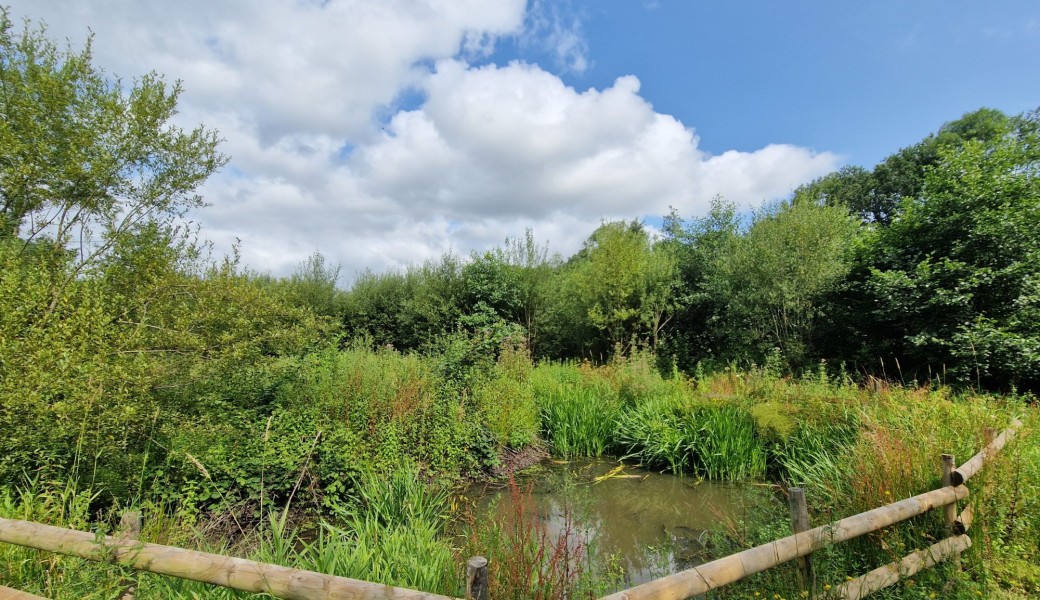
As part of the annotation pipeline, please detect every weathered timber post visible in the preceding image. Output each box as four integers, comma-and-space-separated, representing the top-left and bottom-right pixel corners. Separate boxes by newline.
941, 455, 957, 527
119, 511, 142, 539
941, 454, 960, 572
466, 556, 489, 600
119, 511, 143, 600
788, 487, 814, 597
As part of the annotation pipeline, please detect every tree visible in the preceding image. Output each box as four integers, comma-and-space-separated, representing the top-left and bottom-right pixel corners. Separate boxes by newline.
659, 198, 742, 369
561, 221, 677, 357
716, 198, 859, 368
287, 251, 343, 318
0, 9, 226, 270
792, 109, 1015, 226
500, 229, 559, 356
856, 111, 1040, 389
0, 12, 338, 497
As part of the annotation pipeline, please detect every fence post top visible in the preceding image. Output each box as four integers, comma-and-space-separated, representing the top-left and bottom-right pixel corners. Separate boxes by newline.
467, 556, 488, 569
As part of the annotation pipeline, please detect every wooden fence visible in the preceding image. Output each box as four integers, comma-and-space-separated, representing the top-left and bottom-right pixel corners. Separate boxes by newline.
0, 419, 1023, 600
601, 418, 1023, 600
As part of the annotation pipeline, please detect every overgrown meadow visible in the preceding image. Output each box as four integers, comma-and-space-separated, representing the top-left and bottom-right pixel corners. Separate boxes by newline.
2, 336, 1037, 599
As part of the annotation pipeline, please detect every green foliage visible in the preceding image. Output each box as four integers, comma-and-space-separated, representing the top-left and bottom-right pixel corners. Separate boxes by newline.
659, 198, 743, 371
275, 347, 481, 484
749, 401, 798, 443
282, 251, 345, 319
473, 347, 540, 449
715, 198, 860, 368
553, 221, 679, 358
342, 255, 465, 352
615, 395, 767, 480
342, 464, 450, 531
532, 363, 621, 458
0, 8, 226, 255
855, 113, 1040, 389
614, 392, 695, 474
0, 480, 134, 598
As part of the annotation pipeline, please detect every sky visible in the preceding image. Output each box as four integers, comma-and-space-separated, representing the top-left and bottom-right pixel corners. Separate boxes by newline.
7, 1, 1040, 282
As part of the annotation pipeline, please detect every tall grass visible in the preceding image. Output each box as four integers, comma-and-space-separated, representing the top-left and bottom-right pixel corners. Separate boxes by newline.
689, 405, 766, 480
615, 394, 767, 480
1, 345, 1037, 599
0, 479, 133, 598
471, 345, 540, 449
532, 363, 621, 458
614, 393, 692, 473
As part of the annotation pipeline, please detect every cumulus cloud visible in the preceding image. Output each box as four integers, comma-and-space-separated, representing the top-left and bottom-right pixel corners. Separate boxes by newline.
6, 1, 839, 280
354, 60, 837, 221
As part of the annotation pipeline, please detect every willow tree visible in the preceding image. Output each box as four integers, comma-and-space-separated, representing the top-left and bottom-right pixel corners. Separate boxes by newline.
0, 8, 226, 273
0, 10, 238, 493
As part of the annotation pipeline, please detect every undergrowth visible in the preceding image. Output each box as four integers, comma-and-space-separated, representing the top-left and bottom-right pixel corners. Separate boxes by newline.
0, 349, 1036, 600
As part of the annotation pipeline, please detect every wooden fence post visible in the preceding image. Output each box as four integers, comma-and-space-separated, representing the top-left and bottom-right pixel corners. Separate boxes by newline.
941, 454, 960, 572
941, 456, 956, 526
119, 511, 142, 540
788, 487, 814, 596
466, 556, 489, 600
119, 511, 142, 600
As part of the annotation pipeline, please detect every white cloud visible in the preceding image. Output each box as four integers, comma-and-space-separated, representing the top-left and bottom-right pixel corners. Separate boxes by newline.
6, 1, 839, 281
353, 60, 837, 221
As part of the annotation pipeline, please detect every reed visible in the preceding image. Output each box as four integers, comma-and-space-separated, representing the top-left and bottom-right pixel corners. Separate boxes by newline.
532, 363, 621, 458
615, 395, 766, 480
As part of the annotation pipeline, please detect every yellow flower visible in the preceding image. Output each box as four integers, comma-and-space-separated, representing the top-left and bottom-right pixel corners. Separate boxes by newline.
823, 584, 832, 591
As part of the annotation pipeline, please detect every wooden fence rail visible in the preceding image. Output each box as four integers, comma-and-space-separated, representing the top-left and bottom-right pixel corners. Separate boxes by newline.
0, 419, 1023, 600
602, 418, 1022, 600
0, 516, 464, 600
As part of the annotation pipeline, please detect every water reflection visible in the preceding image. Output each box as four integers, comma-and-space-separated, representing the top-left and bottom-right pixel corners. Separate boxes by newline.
462, 459, 766, 586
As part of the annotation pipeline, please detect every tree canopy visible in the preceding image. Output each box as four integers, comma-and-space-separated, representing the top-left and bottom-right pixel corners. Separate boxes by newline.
0, 9, 226, 259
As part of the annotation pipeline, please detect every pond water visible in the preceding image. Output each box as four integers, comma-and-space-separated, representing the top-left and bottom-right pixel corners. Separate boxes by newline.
459, 459, 770, 587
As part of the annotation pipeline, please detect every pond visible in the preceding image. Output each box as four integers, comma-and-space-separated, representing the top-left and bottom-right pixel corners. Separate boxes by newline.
459, 459, 771, 587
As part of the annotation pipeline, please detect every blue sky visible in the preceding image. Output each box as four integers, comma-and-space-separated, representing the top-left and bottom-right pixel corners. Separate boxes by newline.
492, 1, 1040, 166
8, 1, 1040, 278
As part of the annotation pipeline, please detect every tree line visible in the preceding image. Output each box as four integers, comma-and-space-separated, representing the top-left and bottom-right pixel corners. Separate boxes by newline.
338, 106, 1040, 392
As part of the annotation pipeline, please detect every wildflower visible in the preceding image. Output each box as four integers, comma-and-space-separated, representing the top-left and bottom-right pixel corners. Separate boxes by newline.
823, 584, 832, 591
